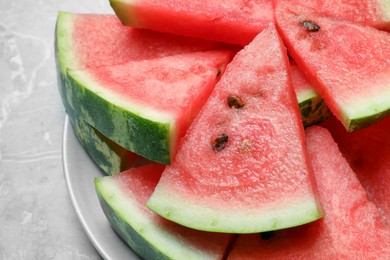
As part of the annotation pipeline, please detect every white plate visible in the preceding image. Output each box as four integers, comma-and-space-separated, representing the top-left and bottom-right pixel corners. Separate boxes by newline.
62, 115, 139, 260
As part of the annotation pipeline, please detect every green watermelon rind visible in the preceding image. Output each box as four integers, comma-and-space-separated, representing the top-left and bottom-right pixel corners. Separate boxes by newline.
94, 177, 227, 260
55, 12, 141, 174
147, 190, 322, 234
55, 11, 173, 164
110, 0, 140, 26
55, 11, 78, 110
65, 70, 173, 164
68, 113, 134, 176
379, 0, 390, 22
297, 89, 331, 127
342, 89, 390, 131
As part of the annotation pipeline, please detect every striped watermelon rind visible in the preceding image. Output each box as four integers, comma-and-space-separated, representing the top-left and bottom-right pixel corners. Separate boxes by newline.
65, 69, 174, 164
56, 11, 173, 164
68, 113, 138, 175
56, 11, 331, 175
147, 190, 322, 233
342, 89, 390, 131
94, 165, 232, 259
297, 89, 331, 127
95, 176, 172, 259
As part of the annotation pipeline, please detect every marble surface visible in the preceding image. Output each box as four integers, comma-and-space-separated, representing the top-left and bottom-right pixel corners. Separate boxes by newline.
0, 1, 115, 259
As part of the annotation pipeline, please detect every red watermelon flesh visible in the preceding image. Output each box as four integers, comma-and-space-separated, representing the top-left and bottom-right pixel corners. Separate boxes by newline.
275, 3, 390, 132
109, 0, 274, 45
95, 163, 233, 259
67, 50, 234, 163
146, 24, 322, 233
276, 0, 390, 31
228, 126, 390, 259
67, 13, 232, 70
322, 116, 390, 226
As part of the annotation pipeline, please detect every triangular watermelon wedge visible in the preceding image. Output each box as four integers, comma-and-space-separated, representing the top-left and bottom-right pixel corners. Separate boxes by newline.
95, 164, 233, 259
147, 24, 322, 233
66, 50, 233, 164
228, 126, 390, 258
56, 12, 231, 114
275, 2, 390, 131
55, 12, 235, 169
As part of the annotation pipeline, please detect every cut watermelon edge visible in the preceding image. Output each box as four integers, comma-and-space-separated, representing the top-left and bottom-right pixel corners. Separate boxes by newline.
95, 176, 229, 259
95, 177, 168, 259
146, 189, 323, 234
342, 87, 390, 131
66, 70, 173, 164
379, 0, 390, 23
110, 0, 141, 27
67, 69, 176, 124
56, 12, 79, 80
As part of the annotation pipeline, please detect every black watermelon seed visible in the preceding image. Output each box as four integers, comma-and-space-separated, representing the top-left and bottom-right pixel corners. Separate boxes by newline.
212, 134, 229, 152
227, 95, 245, 109
302, 20, 321, 32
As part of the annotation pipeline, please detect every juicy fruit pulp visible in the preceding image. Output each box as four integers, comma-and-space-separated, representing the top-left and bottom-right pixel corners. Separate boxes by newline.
66, 50, 232, 164
56, 11, 330, 176
322, 116, 390, 226
276, 0, 390, 31
110, 0, 273, 45
55, 11, 234, 166
95, 164, 233, 259
228, 126, 390, 259
147, 25, 322, 233
276, 3, 390, 132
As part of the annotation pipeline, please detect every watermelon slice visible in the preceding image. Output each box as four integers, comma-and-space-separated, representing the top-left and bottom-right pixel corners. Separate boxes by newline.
56, 11, 227, 113
55, 12, 235, 167
275, 3, 390, 131
55, 11, 232, 83
147, 24, 322, 233
228, 126, 390, 259
67, 111, 140, 175
66, 50, 232, 164
94, 163, 233, 259
291, 60, 331, 126
277, 0, 390, 31
322, 116, 390, 226
109, 0, 273, 45
55, 12, 329, 175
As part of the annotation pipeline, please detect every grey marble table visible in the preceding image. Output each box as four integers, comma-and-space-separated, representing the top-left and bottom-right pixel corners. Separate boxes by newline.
0, 1, 115, 259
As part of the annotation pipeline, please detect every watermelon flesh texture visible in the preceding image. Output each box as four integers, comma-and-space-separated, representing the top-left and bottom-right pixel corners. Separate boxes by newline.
109, 0, 274, 45
290, 60, 331, 127
56, 11, 230, 112
55, 12, 235, 168
95, 163, 233, 260
228, 126, 390, 259
56, 12, 233, 76
147, 25, 322, 233
275, 3, 390, 132
55, 12, 327, 173
276, 0, 390, 31
66, 50, 232, 164
322, 116, 390, 227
